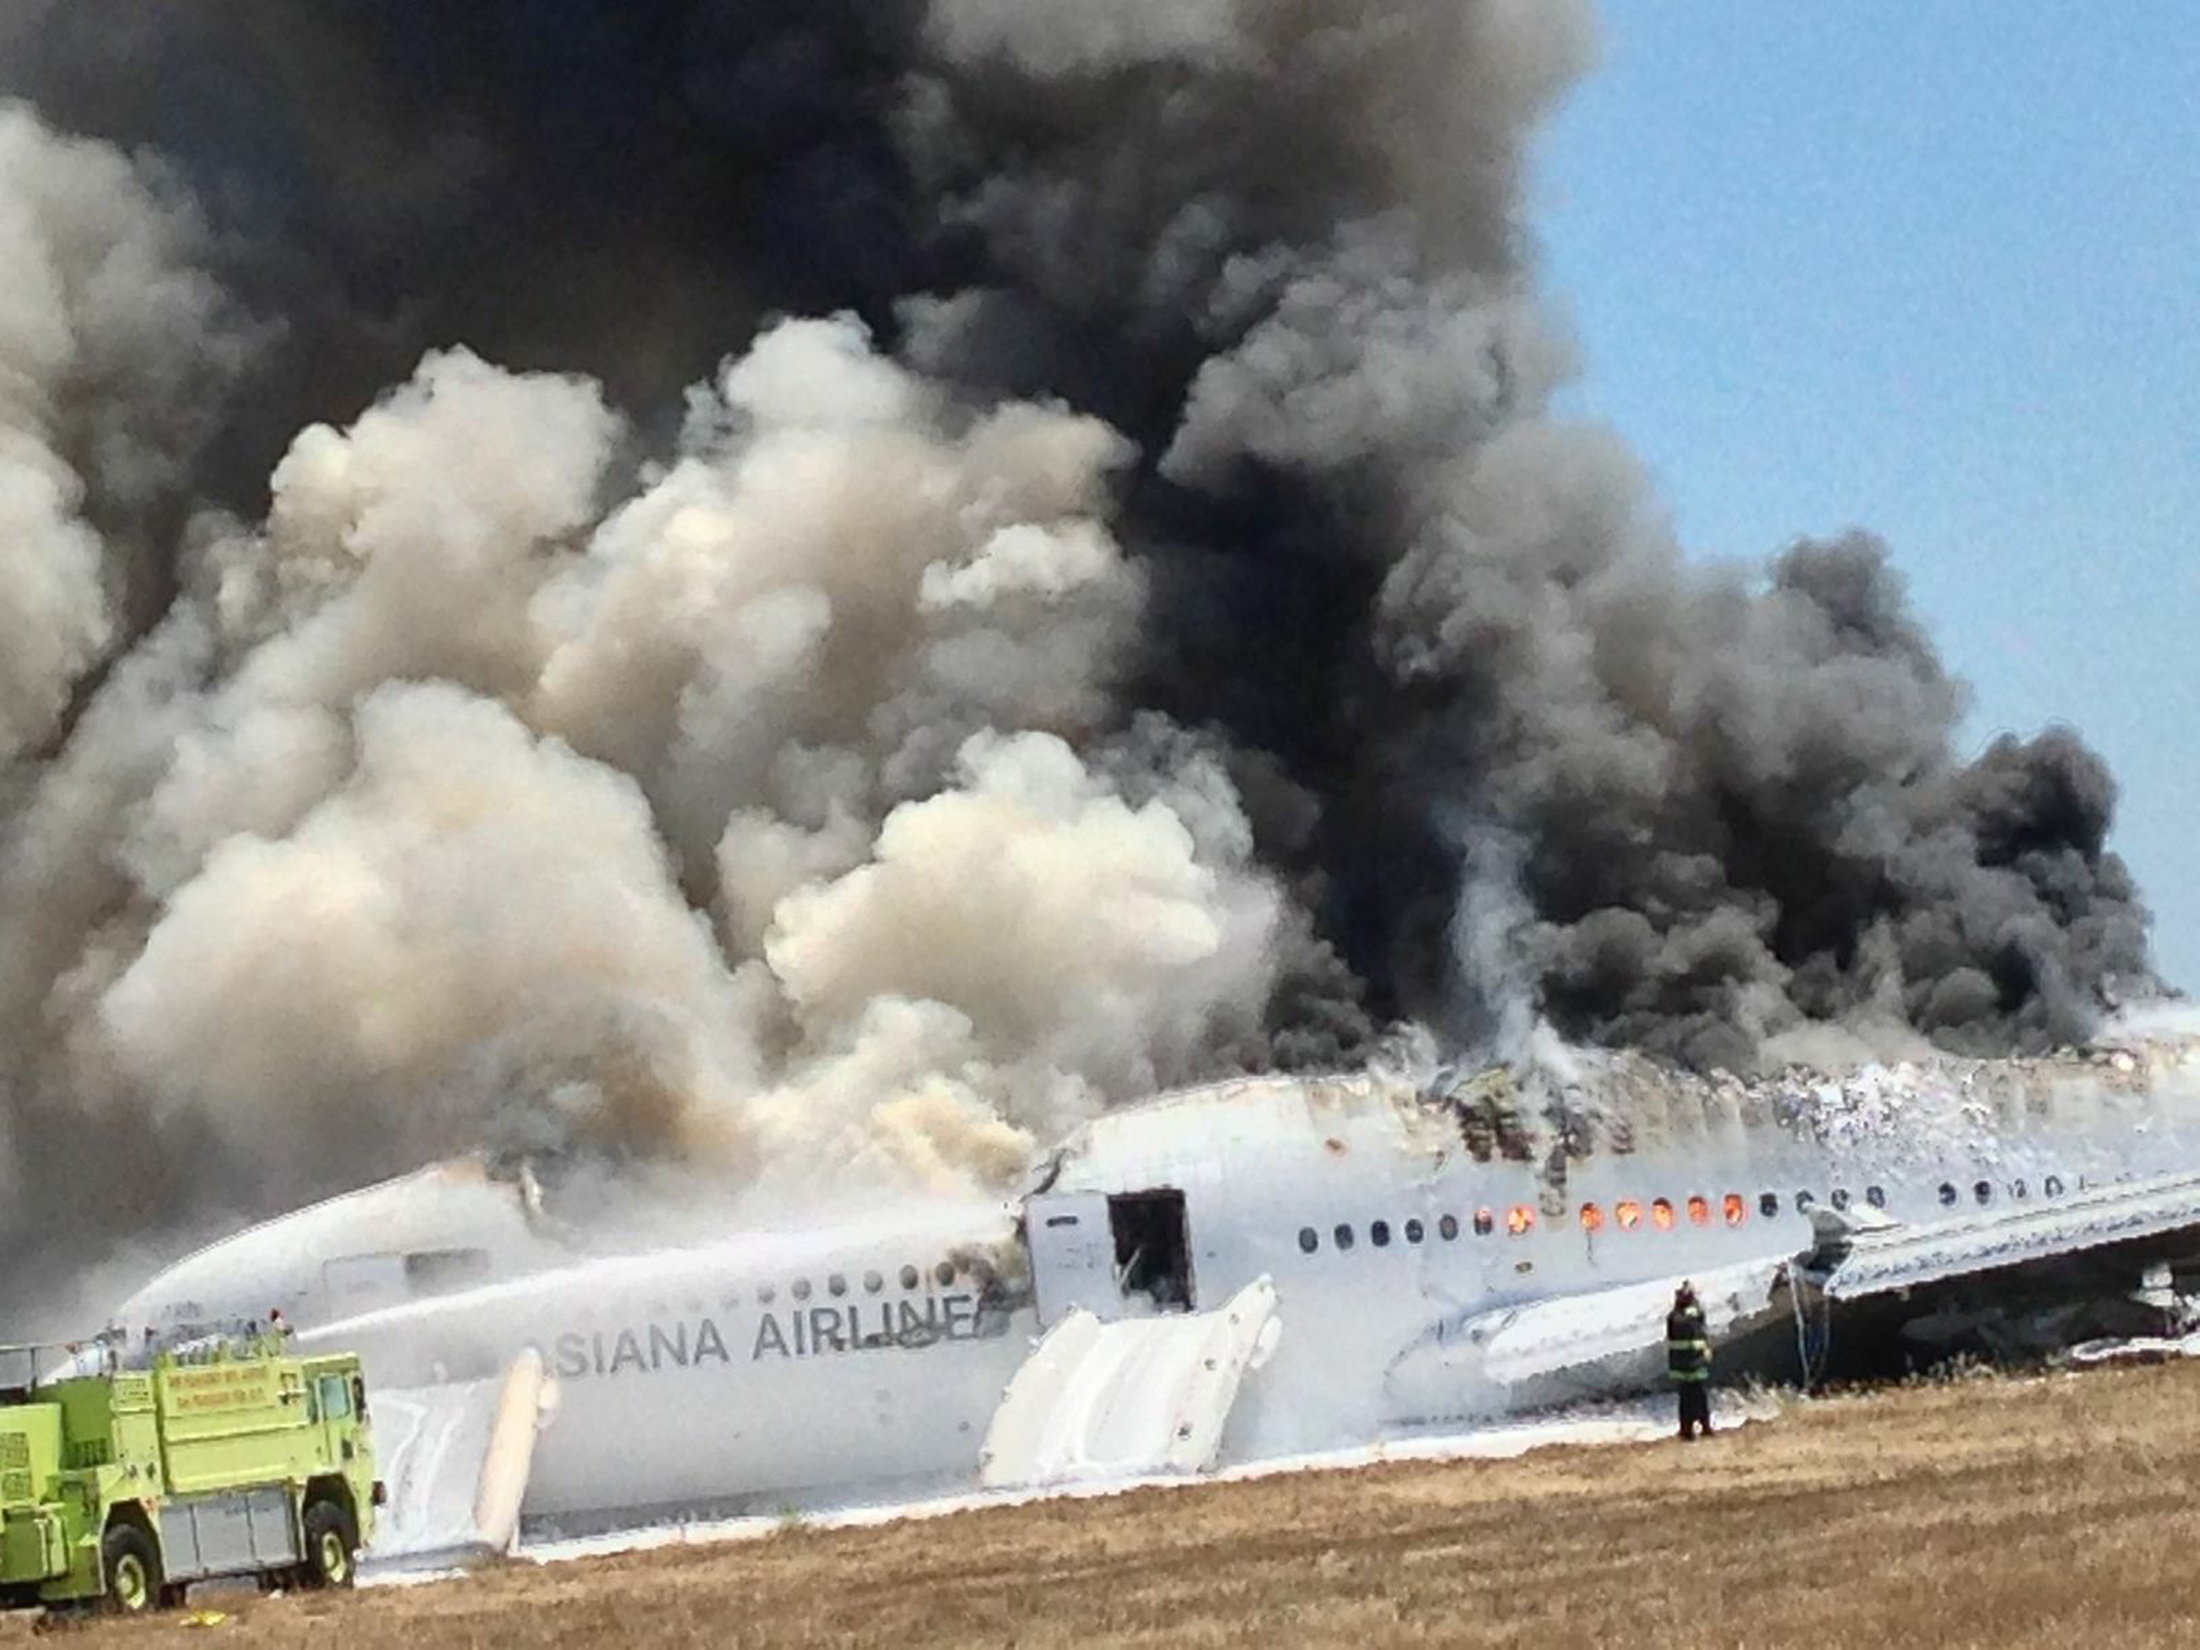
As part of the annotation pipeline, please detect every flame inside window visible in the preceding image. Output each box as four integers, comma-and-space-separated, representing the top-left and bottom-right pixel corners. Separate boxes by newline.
1723, 1193, 1746, 1226
1686, 1195, 1711, 1226
1616, 1200, 1642, 1231
1579, 1203, 1605, 1232
1651, 1198, 1675, 1230
1506, 1205, 1535, 1237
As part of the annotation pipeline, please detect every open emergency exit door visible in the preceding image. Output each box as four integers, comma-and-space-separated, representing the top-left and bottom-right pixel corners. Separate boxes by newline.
1027, 1188, 1195, 1328
1028, 1192, 1117, 1328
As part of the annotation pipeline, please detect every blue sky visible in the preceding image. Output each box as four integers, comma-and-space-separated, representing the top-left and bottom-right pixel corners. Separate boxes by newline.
1530, 3, 2199, 994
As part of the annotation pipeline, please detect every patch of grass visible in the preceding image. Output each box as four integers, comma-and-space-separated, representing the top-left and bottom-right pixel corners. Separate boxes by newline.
12, 1362, 2200, 1649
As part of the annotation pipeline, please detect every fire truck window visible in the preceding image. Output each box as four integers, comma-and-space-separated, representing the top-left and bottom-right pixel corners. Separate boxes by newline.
1759, 1192, 1780, 1218
1579, 1203, 1604, 1232
1974, 1180, 1993, 1206
1298, 1227, 1319, 1254
1404, 1218, 1425, 1244
791, 1278, 813, 1302
1617, 1200, 1642, 1231
1686, 1195, 1711, 1226
1723, 1193, 1746, 1226
1472, 1209, 1494, 1237
1939, 1182, 1958, 1207
1830, 1189, 1851, 1212
1651, 1198, 1675, 1230
318, 1375, 352, 1421
900, 1265, 921, 1290
1439, 1214, 1461, 1241
1866, 1186, 1887, 1209
1370, 1220, 1392, 1248
1334, 1224, 1356, 1252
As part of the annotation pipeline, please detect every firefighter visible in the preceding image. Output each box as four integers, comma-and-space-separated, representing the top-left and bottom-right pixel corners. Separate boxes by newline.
1666, 1281, 1713, 1440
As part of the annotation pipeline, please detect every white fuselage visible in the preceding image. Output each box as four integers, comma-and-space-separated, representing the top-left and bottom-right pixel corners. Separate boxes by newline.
111, 1040, 2200, 1526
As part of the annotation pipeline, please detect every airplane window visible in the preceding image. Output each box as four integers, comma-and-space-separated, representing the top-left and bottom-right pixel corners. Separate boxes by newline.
1370, 1220, 1392, 1248
828, 1274, 848, 1298
1686, 1195, 1711, 1226
1830, 1189, 1851, 1212
1298, 1227, 1319, 1254
1866, 1187, 1887, 1210
2012, 1178, 2028, 1200
1614, 1200, 1641, 1231
2045, 1175, 2065, 1197
1507, 1205, 1535, 1237
1404, 1218, 1425, 1244
1723, 1193, 1746, 1226
900, 1265, 921, 1290
791, 1279, 813, 1302
1439, 1214, 1461, 1241
1974, 1180, 1993, 1206
934, 1261, 956, 1288
1334, 1224, 1356, 1252
1795, 1191, 1816, 1212
1579, 1203, 1604, 1233
1759, 1193, 1780, 1218
758, 1284, 776, 1305
1938, 1183, 1958, 1207
1472, 1209, 1494, 1237
863, 1271, 883, 1295
1651, 1198, 1675, 1230
405, 1249, 492, 1293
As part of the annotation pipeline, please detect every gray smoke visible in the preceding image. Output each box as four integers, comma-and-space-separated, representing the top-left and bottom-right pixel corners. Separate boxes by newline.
0, 2, 2159, 1302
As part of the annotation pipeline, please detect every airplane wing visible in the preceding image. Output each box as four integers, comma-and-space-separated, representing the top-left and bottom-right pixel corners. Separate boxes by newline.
1803, 1168, 2200, 1301
1388, 1168, 2200, 1415
1384, 1255, 1795, 1422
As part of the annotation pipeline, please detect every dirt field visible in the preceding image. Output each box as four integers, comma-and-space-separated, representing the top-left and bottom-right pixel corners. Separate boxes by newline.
14, 1362, 2200, 1649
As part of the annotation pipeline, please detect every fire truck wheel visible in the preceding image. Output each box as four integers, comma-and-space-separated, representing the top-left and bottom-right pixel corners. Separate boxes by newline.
100, 1523, 162, 1614
299, 1498, 359, 1590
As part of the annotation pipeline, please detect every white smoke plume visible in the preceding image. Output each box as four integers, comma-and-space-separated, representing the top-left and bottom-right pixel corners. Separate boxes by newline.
0, 105, 245, 765
0, 291, 1285, 1293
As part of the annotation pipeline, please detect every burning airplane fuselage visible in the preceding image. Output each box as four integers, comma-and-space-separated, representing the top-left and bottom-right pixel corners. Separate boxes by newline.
105, 1030, 2200, 1529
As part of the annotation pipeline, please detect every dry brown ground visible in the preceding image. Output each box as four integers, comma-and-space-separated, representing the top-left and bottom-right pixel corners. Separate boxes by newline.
14, 1362, 2200, 1649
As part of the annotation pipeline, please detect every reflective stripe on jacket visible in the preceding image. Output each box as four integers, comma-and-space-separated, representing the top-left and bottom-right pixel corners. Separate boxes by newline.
1666, 1304, 1711, 1381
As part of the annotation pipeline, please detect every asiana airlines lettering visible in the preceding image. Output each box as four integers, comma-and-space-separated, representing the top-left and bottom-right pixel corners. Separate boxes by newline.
547, 1291, 1004, 1378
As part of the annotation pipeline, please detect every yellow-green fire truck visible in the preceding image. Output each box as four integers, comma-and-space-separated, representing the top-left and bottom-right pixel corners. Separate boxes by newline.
0, 1335, 380, 1614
